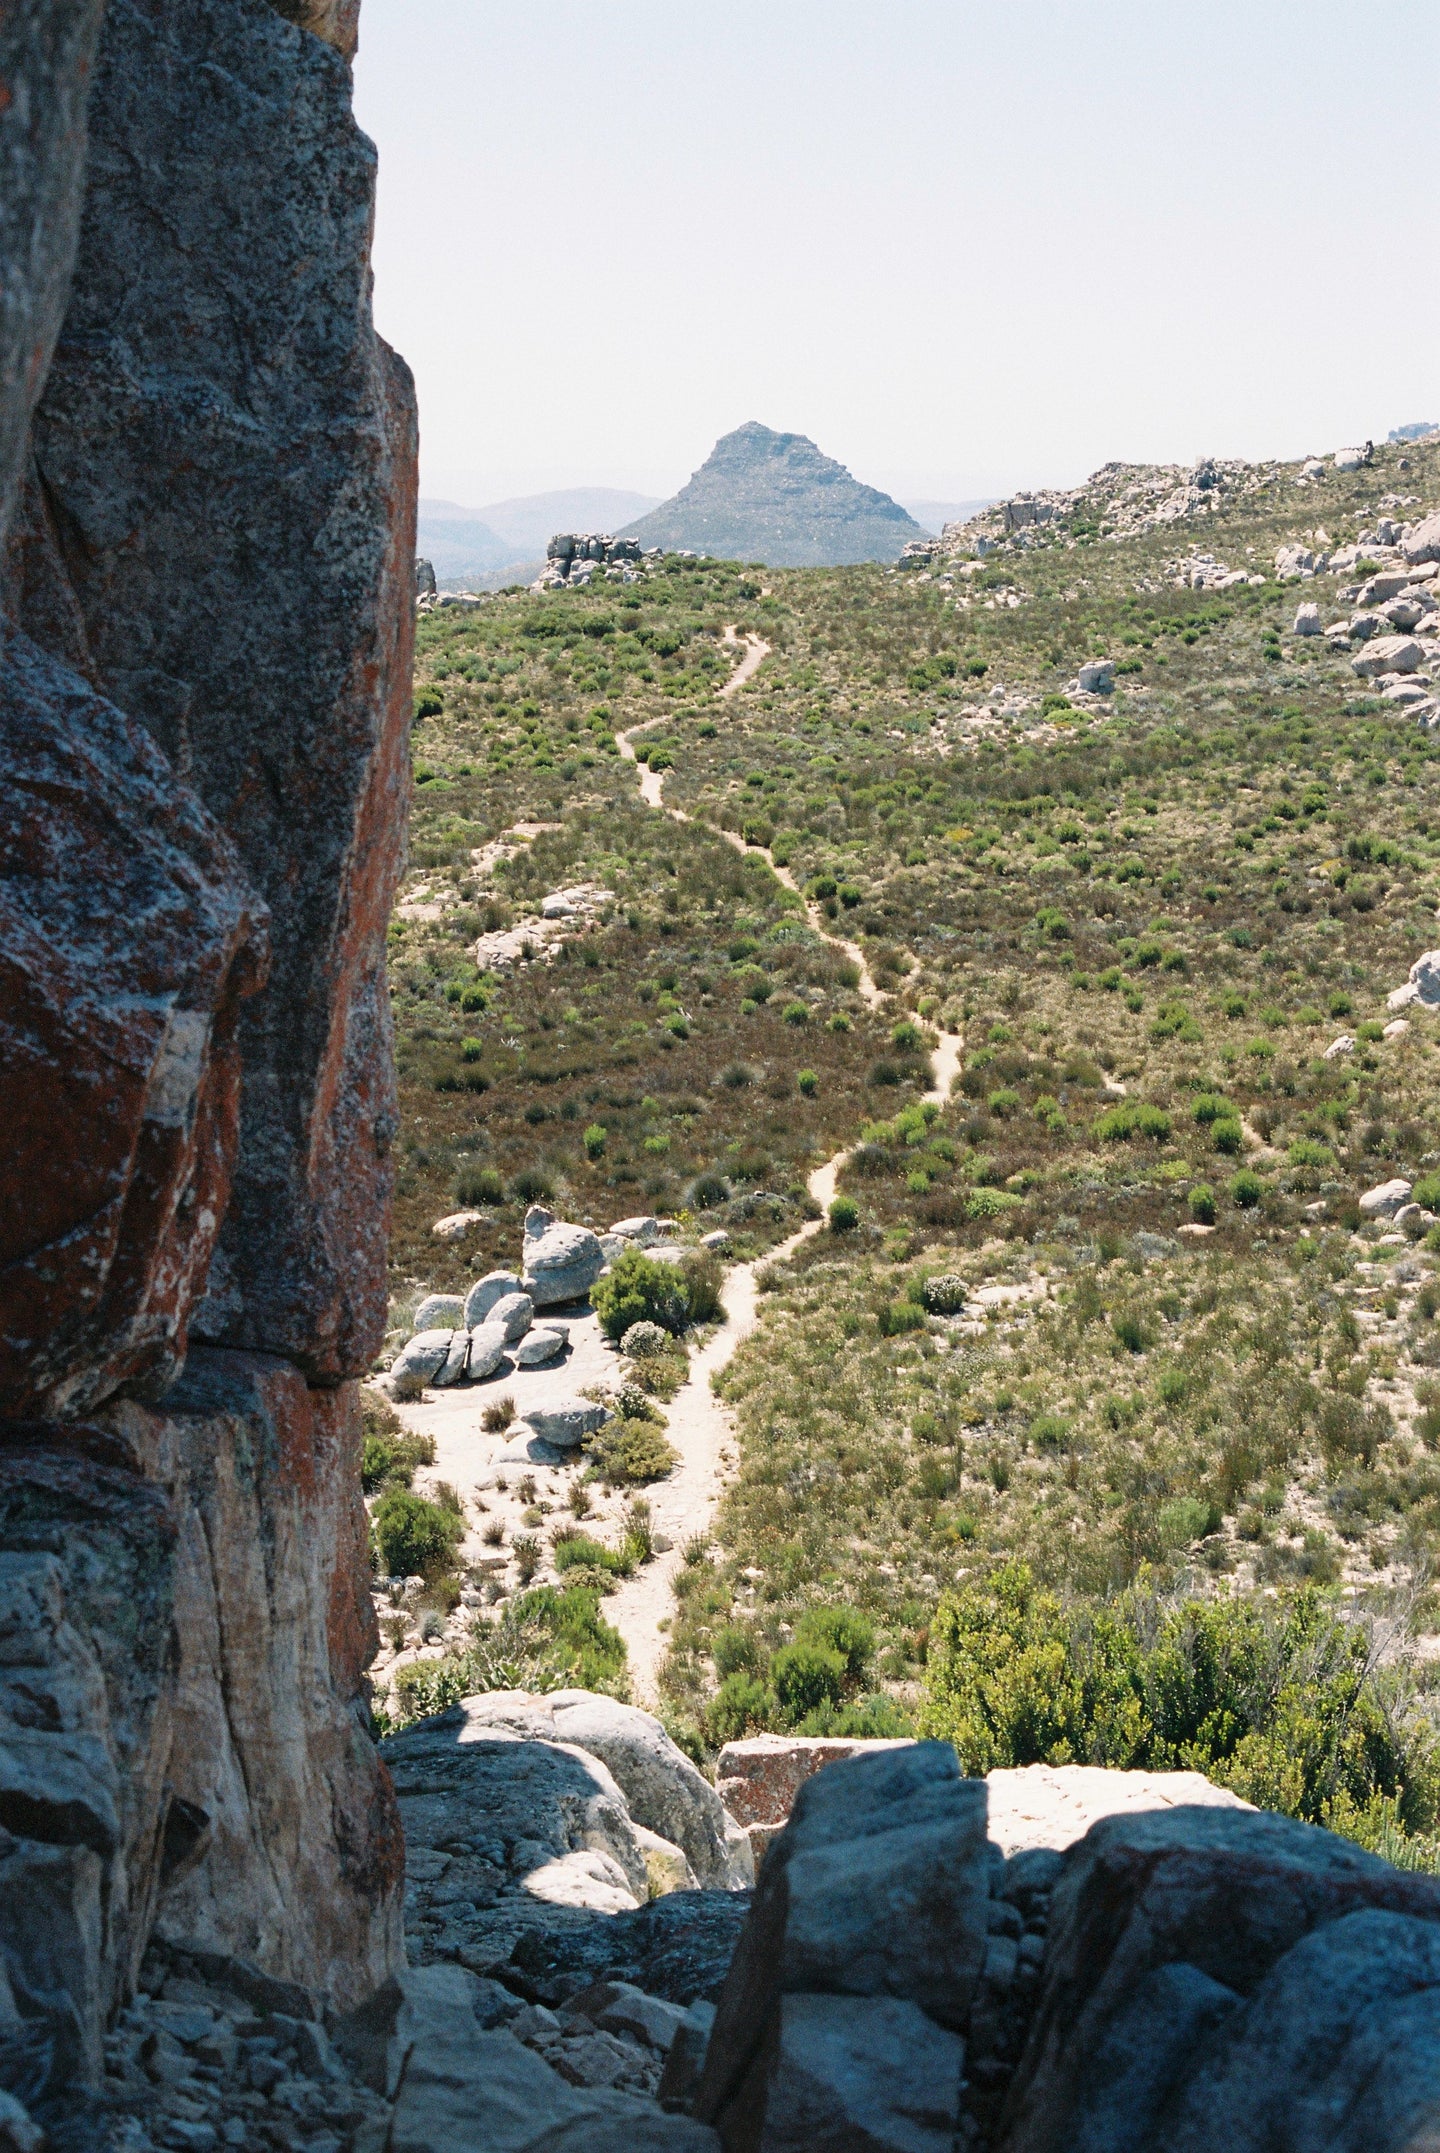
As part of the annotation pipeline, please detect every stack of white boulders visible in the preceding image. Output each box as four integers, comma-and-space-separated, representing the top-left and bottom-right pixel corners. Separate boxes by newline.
1322, 517, 1440, 724
389, 1205, 607, 1395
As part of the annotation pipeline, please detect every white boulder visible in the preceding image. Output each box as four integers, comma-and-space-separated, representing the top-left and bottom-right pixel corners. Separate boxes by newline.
466, 1322, 512, 1381
1333, 447, 1366, 471
1293, 602, 1322, 637
1076, 659, 1115, 694
431, 1211, 486, 1242
390, 1329, 453, 1385
609, 1215, 663, 1247
1404, 513, 1440, 565
432, 1330, 473, 1387
1353, 635, 1423, 678
1359, 1178, 1412, 1218
1401, 950, 1440, 1007
486, 1291, 534, 1343
464, 1271, 525, 1328
1384, 1019, 1411, 1040
513, 1325, 568, 1367
414, 1292, 466, 1333
1275, 544, 1314, 579
1323, 1035, 1356, 1059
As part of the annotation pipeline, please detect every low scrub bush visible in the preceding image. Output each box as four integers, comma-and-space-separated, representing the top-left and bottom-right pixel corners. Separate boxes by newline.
371, 1487, 465, 1581
919, 1563, 1440, 1854
593, 1247, 691, 1339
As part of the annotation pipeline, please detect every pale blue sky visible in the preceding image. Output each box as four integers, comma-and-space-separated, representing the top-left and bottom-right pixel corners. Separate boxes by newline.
353, 2, 1438, 511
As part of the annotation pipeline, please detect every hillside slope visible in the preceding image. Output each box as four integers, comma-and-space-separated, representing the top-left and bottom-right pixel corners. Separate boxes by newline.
621, 419, 925, 567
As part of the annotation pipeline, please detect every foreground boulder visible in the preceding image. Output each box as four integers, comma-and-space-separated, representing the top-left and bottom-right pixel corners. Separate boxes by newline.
998, 1805, 1440, 2153
457, 1693, 754, 1891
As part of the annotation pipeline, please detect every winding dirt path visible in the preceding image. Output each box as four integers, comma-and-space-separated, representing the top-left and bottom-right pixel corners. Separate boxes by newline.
606, 637, 962, 1697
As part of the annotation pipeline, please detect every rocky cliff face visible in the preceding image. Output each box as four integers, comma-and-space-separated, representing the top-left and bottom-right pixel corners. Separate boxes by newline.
0, 0, 413, 2133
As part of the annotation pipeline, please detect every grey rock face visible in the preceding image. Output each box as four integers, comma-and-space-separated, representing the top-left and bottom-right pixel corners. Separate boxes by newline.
697, 1742, 987, 2148
455, 1692, 754, 1892
0, 0, 106, 540
996, 1804, 1440, 2153
758, 1992, 964, 2153
488, 1291, 536, 1343
390, 1329, 455, 1386
15, 0, 418, 1383
514, 1325, 569, 1366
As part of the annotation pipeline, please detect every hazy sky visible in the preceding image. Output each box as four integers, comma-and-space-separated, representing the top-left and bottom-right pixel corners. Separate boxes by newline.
353, 2, 1438, 511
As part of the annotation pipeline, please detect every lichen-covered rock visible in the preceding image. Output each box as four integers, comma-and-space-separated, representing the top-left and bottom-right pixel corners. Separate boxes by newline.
521, 1398, 611, 1448
414, 1294, 466, 1334
14, 0, 418, 1384
0, 630, 268, 1418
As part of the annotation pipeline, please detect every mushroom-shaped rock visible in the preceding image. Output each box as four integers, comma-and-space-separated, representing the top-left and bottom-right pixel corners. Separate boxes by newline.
520, 1397, 610, 1448
464, 1271, 524, 1328
522, 1209, 605, 1306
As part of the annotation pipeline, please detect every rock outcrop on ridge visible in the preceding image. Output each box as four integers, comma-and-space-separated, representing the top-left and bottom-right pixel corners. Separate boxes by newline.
0, 0, 414, 2135
621, 422, 926, 569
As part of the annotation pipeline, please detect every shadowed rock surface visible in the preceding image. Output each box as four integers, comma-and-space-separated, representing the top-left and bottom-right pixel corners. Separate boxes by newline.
11, 0, 418, 1385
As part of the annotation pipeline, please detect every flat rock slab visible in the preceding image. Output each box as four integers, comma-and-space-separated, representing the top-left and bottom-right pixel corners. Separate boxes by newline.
985, 1764, 1253, 1856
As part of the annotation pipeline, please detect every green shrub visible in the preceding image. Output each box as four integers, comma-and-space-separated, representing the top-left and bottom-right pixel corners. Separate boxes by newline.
1029, 1412, 1071, 1451
1230, 1169, 1264, 1208
921, 1274, 967, 1314
553, 1530, 635, 1579
593, 1248, 690, 1339
1157, 1495, 1222, 1546
1095, 1101, 1172, 1143
1413, 1175, 1440, 1211
690, 1170, 732, 1209
782, 1000, 810, 1026
797, 1068, 819, 1097
918, 1563, 1440, 1852
584, 1419, 678, 1485
372, 1488, 465, 1581
829, 1195, 859, 1231
703, 1673, 774, 1746
1287, 1137, 1332, 1169
680, 1251, 726, 1326
1211, 1116, 1245, 1155
966, 1187, 1022, 1220
584, 1123, 607, 1159
455, 1165, 504, 1206
771, 1642, 846, 1722
793, 1605, 875, 1683
511, 1166, 555, 1203
878, 1298, 928, 1337
1189, 1182, 1217, 1225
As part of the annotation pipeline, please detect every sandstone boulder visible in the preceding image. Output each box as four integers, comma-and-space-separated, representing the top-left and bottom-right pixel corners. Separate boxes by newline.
459, 1692, 753, 1891
468, 1322, 516, 1382
1293, 602, 1321, 636
432, 1211, 486, 1242
488, 1292, 536, 1344
15, 0, 418, 1383
390, 1329, 454, 1386
1359, 1178, 1412, 1218
523, 1208, 607, 1306
466, 1271, 526, 1328
1076, 660, 1114, 693
984, 1763, 1251, 1856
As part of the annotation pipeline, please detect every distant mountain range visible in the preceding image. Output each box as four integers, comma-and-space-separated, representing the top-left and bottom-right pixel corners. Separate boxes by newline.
417, 488, 662, 586
620, 422, 926, 568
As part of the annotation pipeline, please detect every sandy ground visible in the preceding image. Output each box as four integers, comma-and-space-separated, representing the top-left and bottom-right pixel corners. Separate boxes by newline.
383, 626, 964, 1705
